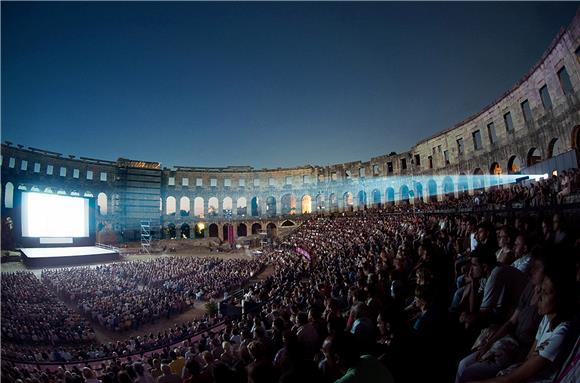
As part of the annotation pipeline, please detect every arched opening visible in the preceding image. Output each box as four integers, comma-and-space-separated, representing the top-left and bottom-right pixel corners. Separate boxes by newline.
386, 187, 395, 206
237, 223, 247, 237
84, 191, 94, 197
251, 223, 262, 235
251, 197, 260, 217
44, 187, 53, 194
400, 185, 410, 204
443, 176, 455, 200
316, 194, 326, 212
473, 168, 485, 190
31, 186, 41, 192
507, 156, 522, 174
329, 193, 338, 212
266, 222, 277, 237
180, 223, 191, 239
301, 195, 312, 214
490, 162, 502, 175
266, 196, 276, 217
98, 192, 108, 215
281, 193, 296, 215
222, 196, 233, 217
180, 196, 190, 216
237, 197, 247, 216
358, 190, 367, 209
343, 192, 353, 211
571, 125, 580, 150
372, 189, 381, 207
281, 220, 295, 227
57, 189, 66, 195
427, 179, 437, 202
4, 182, 14, 208
208, 197, 218, 217
547, 138, 565, 158
414, 183, 424, 203
167, 223, 177, 239
194, 197, 204, 218
166, 196, 176, 215
209, 223, 219, 238
490, 162, 502, 187
194, 223, 205, 238
527, 148, 542, 166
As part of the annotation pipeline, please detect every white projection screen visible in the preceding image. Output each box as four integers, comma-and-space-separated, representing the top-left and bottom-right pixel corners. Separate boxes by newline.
21, 192, 90, 238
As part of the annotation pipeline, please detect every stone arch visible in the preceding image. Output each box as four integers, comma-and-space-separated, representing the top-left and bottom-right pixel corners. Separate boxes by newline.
222, 196, 233, 216
547, 138, 565, 158
208, 223, 219, 238
490, 162, 502, 175
316, 193, 326, 212
194, 222, 205, 238
4, 182, 14, 208
386, 187, 395, 206
571, 125, 580, 150
251, 197, 260, 217
358, 190, 367, 208
329, 193, 338, 211
180, 223, 191, 239
490, 162, 502, 187
194, 197, 204, 218
237, 197, 247, 216
98, 192, 108, 215
343, 192, 354, 211
281, 193, 296, 215
281, 220, 296, 226
443, 176, 455, 200
167, 223, 177, 239
414, 183, 424, 203
372, 189, 381, 207
427, 179, 437, 202
208, 197, 218, 217
237, 223, 247, 237
180, 196, 190, 216
473, 168, 485, 190
251, 223, 262, 235
266, 196, 276, 217
507, 156, 522, 174
527, 147, 542, 166
301, 194, 312, 214
266, 222, 277, 237
400, 185, 410, 204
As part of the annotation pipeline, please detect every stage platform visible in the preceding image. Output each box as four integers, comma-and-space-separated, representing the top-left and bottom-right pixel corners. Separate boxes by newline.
20, 246, 120, 267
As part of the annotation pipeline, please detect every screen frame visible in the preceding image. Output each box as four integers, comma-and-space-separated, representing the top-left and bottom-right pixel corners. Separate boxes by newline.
14, 190, 97, 248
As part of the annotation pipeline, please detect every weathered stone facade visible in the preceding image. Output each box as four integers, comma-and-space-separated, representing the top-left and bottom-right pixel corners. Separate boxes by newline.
3, 11, 580, 241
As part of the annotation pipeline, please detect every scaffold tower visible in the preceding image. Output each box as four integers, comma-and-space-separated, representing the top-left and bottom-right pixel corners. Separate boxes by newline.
140, 220, 151, 255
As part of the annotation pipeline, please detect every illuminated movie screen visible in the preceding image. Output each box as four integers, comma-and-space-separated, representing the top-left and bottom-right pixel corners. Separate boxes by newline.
20, 192, 90, 238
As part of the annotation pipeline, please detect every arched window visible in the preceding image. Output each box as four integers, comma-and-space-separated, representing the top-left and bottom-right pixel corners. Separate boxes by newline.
98, 192, 108, 215
180, 196, 190, 216
4, 182, 14, 208
194, 197, 204, 218
301, 195, 312, 214
166, 196, 176, 215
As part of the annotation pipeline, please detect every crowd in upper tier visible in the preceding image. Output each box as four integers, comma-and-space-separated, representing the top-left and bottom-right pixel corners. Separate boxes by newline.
2, 200, 579, 383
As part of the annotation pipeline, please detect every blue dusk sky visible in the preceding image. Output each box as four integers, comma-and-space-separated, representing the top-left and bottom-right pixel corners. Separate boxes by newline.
2, 2, 578, 168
